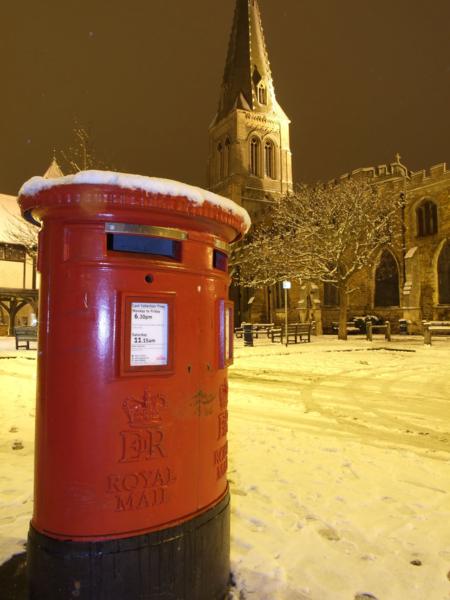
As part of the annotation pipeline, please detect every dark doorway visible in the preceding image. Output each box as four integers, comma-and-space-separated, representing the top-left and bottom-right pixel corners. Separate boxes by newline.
375, 250, 400, 307
438, 241, 450, 304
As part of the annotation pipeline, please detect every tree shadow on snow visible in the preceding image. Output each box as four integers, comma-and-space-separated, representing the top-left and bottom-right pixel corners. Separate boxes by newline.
0, 552, 27, 600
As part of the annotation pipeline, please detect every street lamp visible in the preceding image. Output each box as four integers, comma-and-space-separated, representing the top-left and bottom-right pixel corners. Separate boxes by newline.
282, 280, 291, 346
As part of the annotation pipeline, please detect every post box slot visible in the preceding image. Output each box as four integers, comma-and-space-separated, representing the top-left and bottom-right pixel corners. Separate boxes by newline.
107, 234, 181, 260
213, 250, 228, 272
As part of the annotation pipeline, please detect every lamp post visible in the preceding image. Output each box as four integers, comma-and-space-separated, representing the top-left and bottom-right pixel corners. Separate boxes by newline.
282, 280, 291, 347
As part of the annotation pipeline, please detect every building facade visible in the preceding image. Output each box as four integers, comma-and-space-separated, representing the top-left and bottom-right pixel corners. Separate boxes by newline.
0, 159, 63, 335
317, 158, 450, 333
208, 0, 450, 332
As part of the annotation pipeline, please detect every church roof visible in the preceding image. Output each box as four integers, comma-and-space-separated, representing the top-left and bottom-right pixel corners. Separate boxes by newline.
43, 157, 64, 179
0, 159, 64, 243
0, 194, 20, 243
214, 0, 285, 123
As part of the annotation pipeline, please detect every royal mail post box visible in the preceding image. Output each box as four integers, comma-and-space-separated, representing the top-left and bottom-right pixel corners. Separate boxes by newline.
18, 171, 250, 600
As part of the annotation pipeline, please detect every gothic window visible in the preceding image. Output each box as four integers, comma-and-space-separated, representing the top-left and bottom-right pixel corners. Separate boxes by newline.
374, 250, 400, 307
273, 282, 289, 310
224, 137, 231, 178
264, 140, 276, 179
250, 137, 261, 176
0, 243, 26, 262
438, 240, 450, 304
416, 200, 438, 237
324, 282, 339, 307
217, 143, 223, 180
257, 83, 267, 105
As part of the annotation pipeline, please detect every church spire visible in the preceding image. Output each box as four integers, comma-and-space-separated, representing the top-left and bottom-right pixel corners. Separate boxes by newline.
208, 0, 293, 217
216, 0, 279, 122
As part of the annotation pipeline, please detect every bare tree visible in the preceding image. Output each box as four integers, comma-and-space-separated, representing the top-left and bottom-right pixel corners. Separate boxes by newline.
6, 122, 113, 280
233, 177, 403, 339
59, 121, 113, 173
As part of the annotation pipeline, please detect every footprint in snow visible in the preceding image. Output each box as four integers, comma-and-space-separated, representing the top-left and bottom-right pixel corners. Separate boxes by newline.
248, 516, 266, 532
318, 527, 340, 542
231, 488, 247, 497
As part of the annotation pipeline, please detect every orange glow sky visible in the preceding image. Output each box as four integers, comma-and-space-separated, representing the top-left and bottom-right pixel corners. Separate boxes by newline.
0, 0, 449, 194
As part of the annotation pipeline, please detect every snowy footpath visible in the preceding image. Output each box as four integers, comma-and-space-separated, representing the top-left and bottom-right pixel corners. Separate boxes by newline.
0, 335, 449, 599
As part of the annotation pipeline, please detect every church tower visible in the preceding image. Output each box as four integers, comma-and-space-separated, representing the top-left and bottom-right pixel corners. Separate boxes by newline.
208, 0, 293, 221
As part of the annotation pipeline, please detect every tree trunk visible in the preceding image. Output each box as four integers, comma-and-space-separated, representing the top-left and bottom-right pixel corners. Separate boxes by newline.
338, 285, 348, 341
267, 287, 273, 324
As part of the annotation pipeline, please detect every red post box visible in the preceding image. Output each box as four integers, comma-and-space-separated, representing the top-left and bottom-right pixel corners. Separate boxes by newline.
18, 171, 250, 600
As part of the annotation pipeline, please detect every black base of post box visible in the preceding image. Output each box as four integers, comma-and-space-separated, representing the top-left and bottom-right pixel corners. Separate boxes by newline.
27, 491, 230, 600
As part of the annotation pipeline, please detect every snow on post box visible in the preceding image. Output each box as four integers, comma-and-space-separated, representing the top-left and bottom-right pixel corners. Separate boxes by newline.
18, 170, 250, 600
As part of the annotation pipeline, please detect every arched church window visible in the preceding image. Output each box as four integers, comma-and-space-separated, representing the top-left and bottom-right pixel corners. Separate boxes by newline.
438, 240, 450, 304
257, 82, 267, 105
250, 137, 260, 176
416, 199, 438, 237
217, 143, 223, 180
273, 282, 289, 310
224, 137, 231, 178
374, 249, 400, 307
264, 140, 276, 179
324, 282, 339, 307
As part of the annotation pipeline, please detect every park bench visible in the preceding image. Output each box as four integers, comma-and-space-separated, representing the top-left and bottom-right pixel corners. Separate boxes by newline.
15, 326, 38, 350
366, 321, 391, 341
234, 323, 274, 338
422, 321, 450, 345
270, 323, 311, 344
331, 321, 361, 335
253, 323, 275, 338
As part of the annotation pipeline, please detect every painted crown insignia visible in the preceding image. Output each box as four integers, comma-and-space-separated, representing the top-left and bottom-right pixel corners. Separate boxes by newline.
122, 389, 166, 429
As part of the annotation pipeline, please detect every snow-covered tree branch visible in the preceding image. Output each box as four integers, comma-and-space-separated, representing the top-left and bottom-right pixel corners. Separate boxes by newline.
59, 122, 114, 174
232, 177, 403, 339
5, 213, 38, 260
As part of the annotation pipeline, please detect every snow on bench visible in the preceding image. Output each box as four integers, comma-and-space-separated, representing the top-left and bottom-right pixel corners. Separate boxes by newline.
423, 321, 450, 345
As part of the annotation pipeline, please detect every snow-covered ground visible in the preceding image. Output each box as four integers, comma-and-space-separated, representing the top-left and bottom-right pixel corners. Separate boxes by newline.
1, 334, 449, 599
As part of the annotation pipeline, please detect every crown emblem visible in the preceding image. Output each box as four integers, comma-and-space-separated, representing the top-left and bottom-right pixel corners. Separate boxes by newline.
219, 381, 228, 410
122, 389, 166, 429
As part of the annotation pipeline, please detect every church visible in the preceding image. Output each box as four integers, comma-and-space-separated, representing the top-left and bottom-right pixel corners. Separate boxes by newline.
207, 0, 450, 334
0, 0, 449, 336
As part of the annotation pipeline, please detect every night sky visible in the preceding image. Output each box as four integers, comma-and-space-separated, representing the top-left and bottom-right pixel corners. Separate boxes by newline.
1, 0, 449, 195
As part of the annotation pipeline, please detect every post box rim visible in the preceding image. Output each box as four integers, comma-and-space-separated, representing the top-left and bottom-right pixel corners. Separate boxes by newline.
19, 182, 249, 243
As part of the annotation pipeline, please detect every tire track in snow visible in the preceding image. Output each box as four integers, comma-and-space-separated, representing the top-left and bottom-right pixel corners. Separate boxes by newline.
229, 368, 450, 459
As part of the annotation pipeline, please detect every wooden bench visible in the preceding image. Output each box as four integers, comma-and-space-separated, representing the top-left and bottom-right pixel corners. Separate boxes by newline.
270, 323, 311, 344
234, 323, 275, 339
423, 321, 450, 345
331, 321, 361, 335
366, 321, 391, 341
253, 323, 275, 338
15, 326, 38, 350
234, 326, 244, 338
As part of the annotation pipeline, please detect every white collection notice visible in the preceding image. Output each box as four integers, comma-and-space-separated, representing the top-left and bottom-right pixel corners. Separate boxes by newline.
130, 302, 169, 366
